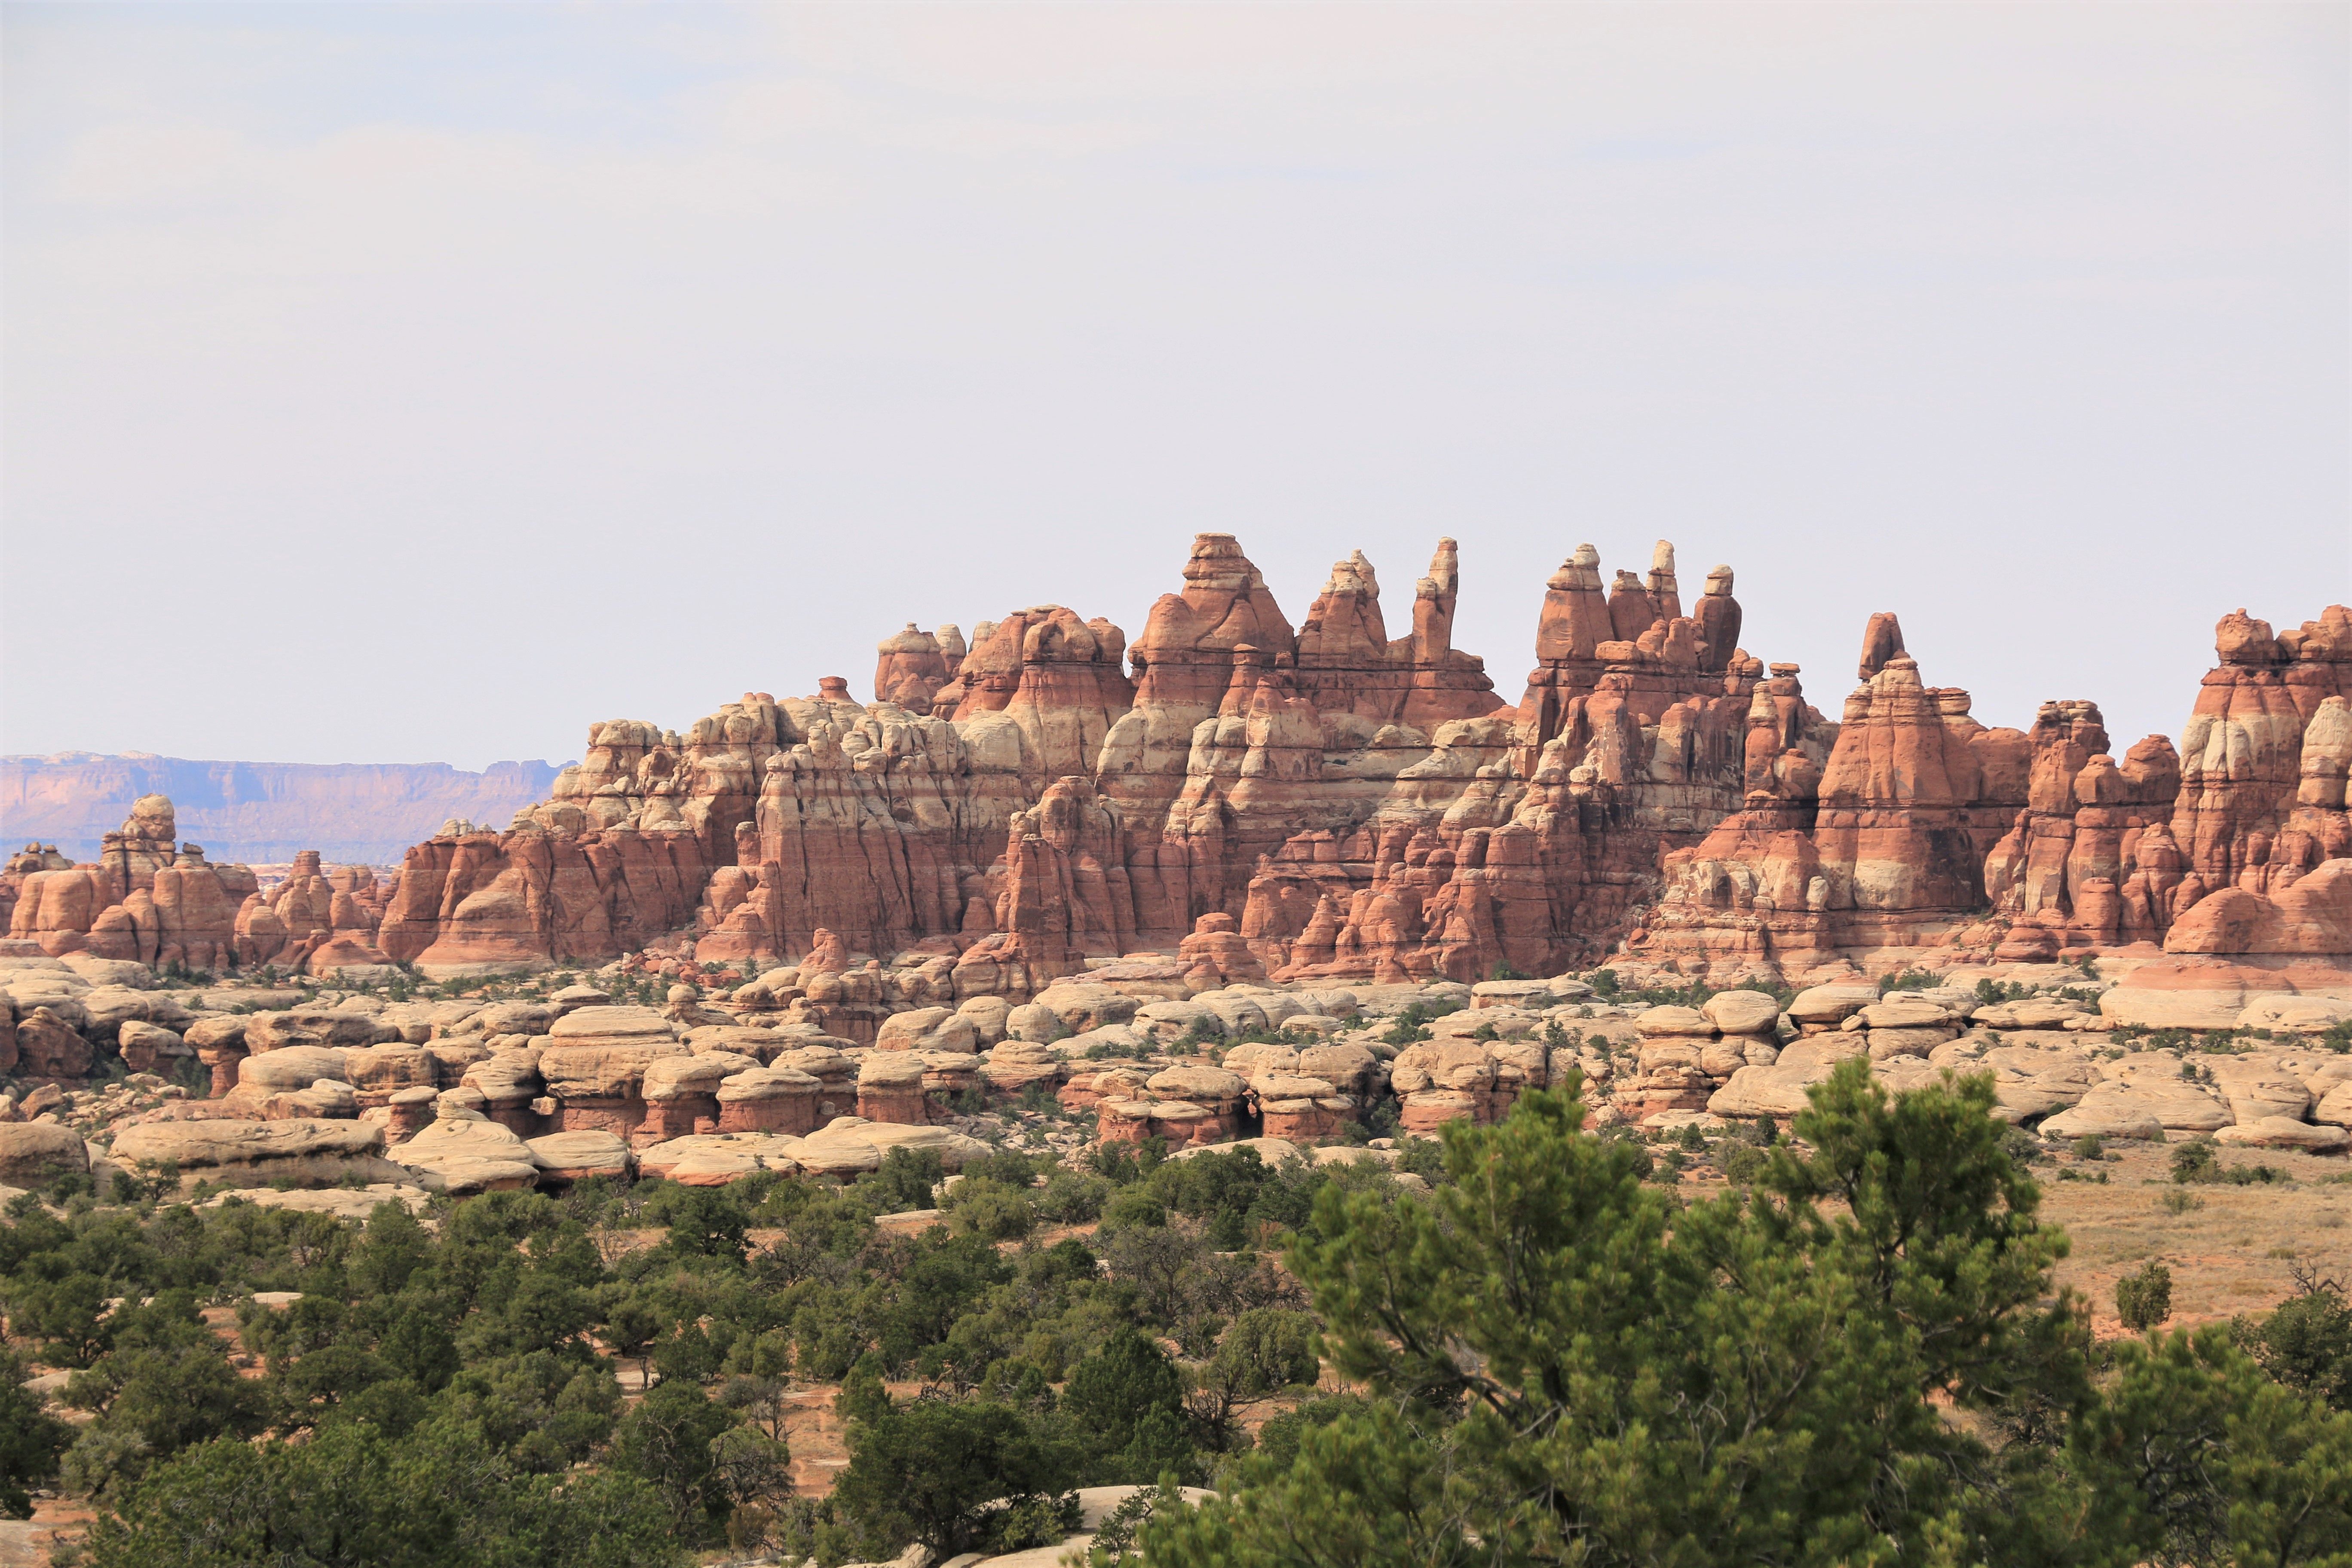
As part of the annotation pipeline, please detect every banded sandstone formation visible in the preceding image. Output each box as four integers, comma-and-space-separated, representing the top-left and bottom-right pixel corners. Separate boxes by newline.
21, 536, 2350, 996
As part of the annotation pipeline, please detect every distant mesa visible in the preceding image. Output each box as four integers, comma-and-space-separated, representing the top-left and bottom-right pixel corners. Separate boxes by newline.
0, 754, 565, 864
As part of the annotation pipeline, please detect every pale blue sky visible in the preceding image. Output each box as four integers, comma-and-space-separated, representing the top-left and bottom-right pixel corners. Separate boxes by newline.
4, 3, 2346, 770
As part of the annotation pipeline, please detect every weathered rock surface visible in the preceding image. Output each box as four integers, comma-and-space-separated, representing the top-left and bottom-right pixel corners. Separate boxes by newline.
0, 1121, 89, 1185
110, 1118, 409, 1190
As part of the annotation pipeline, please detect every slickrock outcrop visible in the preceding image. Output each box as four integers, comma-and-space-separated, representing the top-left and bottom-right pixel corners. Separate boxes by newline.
110, 1118, 410, 1191
0, 1121, 89, 1185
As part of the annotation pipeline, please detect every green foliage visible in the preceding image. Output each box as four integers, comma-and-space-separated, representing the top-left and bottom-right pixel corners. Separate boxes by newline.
1210, 1308, 1319, 1398
609, 1380, 736, 1537
835, 1352, 892, 1427
1035, 1166, 1112, 1224
1143, 1061, 2095, 1567
80, 1419, 682, 1568
833, 1399, 1081, 1554
983, 1488, 1084, 1552
1392, 1135, 1449, 1185
58, 1044, 2352, 1568
1719, 1142, 1768, 1185
2171, 1136, 2290, 1187
2070, 1326, 2352, 1567
1064, 1327, 1200, 1483
2234, 1271, 2352, 1412
946, 1176, 1038, 1240
0, 1346, 71, 1517
1080, 1477, 1191, 1565
1376, 999, 1464, 1047
1250, 1394, 1372, 1472
2117, 1261, 2175, 1332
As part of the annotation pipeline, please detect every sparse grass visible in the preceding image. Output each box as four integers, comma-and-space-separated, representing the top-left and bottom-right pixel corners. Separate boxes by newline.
2040, 1140, 2352, 1335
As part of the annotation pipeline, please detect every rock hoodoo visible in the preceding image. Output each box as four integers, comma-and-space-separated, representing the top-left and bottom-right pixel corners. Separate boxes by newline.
14, 542, 2352, 1021
3, 800, 393, 979
321, 537, 2352, 996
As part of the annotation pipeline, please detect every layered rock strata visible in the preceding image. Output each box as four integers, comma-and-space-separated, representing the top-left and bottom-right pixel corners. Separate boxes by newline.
32, 543, 2352, 999
368, 532, 1816, 986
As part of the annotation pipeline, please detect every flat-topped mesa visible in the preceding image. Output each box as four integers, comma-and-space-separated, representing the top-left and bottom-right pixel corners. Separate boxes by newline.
1291, 539, 1513, 729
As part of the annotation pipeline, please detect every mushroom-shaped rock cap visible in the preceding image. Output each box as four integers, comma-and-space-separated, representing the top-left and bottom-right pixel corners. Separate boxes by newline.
1702, 991, 1782, 1036
638, 1133, 806, 1183
0, 1122, 90, 1185
1297, 1041, 1378, 1082
236, 1046, 353, 1093
462, 1051, 545, 1101
1251, 1074, 1338, 1100
858, 1054, 928, 1088
878, 622, 940, 654
1859, 998, 1959, 1031
1222, 1041, 1298, 1076
396, 1115, 539, 1170
685, 1025, 787, 1057
1145, 1065, 1248, 1101
548, 1006, 675, 1042
536, 1039, 688, 1098
2216, 1117, 2351, 1152
643, 1053, 757, 1099
1786, 985, 1880, 1025
716, 1066, 821, 1103
772, 1045, 854, 1078
526, 1130, 633, 1181
1635, 1005, 1715, 1038
112, 1118, 390, 1173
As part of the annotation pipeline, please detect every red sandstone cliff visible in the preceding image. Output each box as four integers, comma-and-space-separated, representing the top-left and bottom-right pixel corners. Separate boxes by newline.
45, 539, 2345, 993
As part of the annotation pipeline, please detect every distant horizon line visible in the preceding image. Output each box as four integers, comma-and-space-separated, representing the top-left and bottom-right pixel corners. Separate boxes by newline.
3, 751, 579, 772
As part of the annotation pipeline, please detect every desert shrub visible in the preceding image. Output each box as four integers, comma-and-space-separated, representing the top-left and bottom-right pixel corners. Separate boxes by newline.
2116, 1261, 2174, 1332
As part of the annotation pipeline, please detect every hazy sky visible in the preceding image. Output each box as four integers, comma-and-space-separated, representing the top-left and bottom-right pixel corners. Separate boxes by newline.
4, 3, 2345, 771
